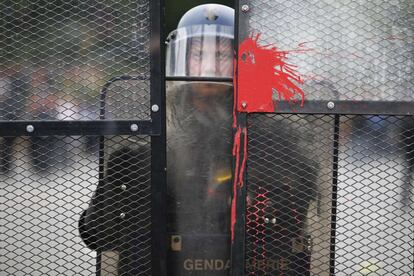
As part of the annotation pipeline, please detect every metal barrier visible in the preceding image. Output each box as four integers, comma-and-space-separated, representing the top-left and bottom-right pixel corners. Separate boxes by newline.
1, 0, 413, 275
232, 0, 414, 275
0, 1, 166, 275
240, 114, 414, 275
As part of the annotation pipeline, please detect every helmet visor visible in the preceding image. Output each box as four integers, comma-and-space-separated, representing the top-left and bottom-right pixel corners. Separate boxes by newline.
166, 25, 234, 78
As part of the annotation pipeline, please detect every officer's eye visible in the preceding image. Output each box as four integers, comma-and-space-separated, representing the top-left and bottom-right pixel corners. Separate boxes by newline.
218, 52, 232, 61
191, 51, 202, 61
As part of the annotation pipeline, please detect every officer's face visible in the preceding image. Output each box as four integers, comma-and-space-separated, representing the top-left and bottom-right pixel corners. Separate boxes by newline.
186, 37, 233, 109
188, 36, 233, 78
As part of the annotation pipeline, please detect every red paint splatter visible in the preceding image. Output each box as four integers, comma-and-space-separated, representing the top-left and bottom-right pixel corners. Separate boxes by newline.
230, 53, 246, 242
237, 33, 306, 112
247, 187, 270, 274
230, 126, 247, 242
293, 208, 300, 225
239, 128, 247, 186
231, 32, 305, 242
232, 57, 238, 128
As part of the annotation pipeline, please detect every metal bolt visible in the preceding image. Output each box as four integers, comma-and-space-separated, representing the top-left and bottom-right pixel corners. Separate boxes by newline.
241, 101, 248, 109
241, 4, 250, 12
327, 101, 335, 110
271, 218, 276, 224
264, 217, 269, 224
119, 213, 126, 219
120, 184, 127, 191
26, 125, 34, 133
130, 124, 138, 132
151, 104, 159, 112
306, 236, 312, 252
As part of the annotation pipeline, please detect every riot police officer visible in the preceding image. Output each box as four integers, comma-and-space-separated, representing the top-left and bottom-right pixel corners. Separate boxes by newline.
79, 4, 235, 276
166, 5, 316, 276
165, 4, 234, 275
79, 4, 319, 275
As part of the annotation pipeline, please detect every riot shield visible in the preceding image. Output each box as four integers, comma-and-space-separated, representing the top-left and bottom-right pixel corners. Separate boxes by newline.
166, 81, 233, 275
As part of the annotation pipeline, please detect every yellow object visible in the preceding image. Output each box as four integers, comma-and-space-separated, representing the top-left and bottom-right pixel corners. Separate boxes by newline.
359, 259, 380, 275
216, 173, 232, 183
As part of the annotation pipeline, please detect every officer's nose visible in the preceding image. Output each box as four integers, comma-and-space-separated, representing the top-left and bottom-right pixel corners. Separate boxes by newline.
202, 52, 217, 77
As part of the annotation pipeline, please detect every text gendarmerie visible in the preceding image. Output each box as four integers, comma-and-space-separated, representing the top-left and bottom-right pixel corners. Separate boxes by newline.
183, 259, 231, 271
183, 258, 290, 271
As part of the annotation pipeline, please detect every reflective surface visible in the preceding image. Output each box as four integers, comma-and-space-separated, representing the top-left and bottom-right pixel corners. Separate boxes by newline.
166, 81, 233, 275
245, 0, 414, 102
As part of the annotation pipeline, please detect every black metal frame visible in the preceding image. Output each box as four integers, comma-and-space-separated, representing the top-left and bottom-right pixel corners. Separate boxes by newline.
231, 1, 414, 275
165, 76, 233, 82
149, 0, 167, 274
329, 115, 340, 275
0, 120, 155, 136
2, 0, 411, 275
230, 0, 248, 275
0, 0, 167, 275
99, 75, 150, 118
270, 100, 414, 116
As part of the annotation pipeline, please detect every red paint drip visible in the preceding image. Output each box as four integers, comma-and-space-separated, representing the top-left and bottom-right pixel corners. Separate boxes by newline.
238, 33, 306, 112
230, 126, 247, 242
293, 208, 300, 225
238, 128, 247, 187
232, 57, 238, 128
230, 56, 239, 242
248, 188, 270, 273
230, 127, 241, 242
230, 188, 237, 242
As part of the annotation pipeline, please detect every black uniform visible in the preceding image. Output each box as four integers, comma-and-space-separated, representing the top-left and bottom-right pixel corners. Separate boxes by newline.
78, 83, 234, 276
78, 86, 318, 276
79, 146, 152, 275
166, 83, 233, 275
245, 116, 318, 276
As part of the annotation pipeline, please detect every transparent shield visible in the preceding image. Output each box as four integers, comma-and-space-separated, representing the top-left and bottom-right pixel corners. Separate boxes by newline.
166, 25, 234, 78
166, 81, 233, 275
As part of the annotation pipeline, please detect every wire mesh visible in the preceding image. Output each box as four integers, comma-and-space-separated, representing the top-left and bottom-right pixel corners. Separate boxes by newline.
246, 114, 334, 275
0, 135, 152, 276
245, 0, 414, 102
335, 115, 413, 275
0, 0, 151, 121
245, 114, 413, 275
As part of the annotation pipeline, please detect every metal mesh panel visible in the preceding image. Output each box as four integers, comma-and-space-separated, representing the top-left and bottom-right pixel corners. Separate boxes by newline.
105, 80, 150, 120
246, 114, 334, 275
0, 136, 152, 275
245, 0, 414, 101
0, 0, 151, 121
245, 114, 414, 275
336, 115, 413, 275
